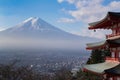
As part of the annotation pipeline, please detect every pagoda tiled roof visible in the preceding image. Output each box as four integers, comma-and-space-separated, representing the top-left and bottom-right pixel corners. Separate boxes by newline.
86, 36, 120, 50
89, 12, 120, 29
83, 61, 119, 74
105, 64, 120, 76
86, 40, 106, 50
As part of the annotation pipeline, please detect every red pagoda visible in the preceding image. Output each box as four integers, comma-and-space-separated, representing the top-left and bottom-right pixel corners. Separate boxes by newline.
83, 12, 120, 80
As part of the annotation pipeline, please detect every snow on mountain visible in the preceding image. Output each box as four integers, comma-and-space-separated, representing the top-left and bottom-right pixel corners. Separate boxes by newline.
0, 17, 98, 51
1, 17, 79, 39
4, 17, 64, 33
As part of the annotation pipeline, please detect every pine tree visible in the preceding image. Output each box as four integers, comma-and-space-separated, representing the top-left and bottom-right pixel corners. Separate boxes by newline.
86, 49, 111, 64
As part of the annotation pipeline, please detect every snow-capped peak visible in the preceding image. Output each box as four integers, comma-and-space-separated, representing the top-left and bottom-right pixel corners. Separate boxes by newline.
4, 17, 62, 33
23, 17, 39, 24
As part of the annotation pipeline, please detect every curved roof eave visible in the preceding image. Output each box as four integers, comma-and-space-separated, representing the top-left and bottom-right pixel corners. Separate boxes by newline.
86, 40, 106, 50
88, 12, 120, 30
83, 61, 119, 74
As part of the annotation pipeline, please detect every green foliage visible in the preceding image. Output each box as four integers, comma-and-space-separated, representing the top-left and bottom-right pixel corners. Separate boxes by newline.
76, 70, 87, 80
0, 62, 73, 80
103, 49, 111, 57
54, 68, 72, 80
0, 64, 41, 80
86, 49, 111, 64
76, 49, 111, 80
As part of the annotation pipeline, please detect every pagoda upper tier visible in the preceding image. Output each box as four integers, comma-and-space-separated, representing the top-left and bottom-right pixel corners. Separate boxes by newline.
89, 12, 120, 39
89, 12, 120, 30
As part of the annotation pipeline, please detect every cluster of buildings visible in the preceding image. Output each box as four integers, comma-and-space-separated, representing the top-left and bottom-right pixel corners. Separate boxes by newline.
31, 55, 84, 73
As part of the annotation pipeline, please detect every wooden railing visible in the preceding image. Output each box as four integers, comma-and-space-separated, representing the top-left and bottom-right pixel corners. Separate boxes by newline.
105, 57, 120, 61
106, 33, 120, 39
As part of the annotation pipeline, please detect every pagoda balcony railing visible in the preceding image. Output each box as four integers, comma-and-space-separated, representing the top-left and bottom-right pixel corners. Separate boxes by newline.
106, 33, 120, 39
105, 57, 120, 61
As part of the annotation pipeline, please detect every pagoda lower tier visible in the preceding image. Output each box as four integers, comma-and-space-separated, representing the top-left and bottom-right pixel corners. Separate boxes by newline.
86, 35, 120, 50
84, 37, 120, 80
83, 61, 119, 75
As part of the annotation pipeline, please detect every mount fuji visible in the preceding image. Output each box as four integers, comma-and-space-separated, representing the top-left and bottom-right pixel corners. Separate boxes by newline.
4, 17, 63, 33
0, 17, 97, 51
2, 17, 78, 38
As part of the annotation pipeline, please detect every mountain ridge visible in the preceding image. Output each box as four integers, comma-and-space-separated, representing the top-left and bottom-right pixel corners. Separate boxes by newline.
0, 17, 99, 51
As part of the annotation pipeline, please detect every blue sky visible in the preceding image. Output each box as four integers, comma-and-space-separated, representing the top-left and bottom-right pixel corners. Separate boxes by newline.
0, 0, 120, 39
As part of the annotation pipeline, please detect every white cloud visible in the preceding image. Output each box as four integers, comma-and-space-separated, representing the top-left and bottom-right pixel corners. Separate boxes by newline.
58, 0, 120, 23
83, 29, 111, 39
66, 0, 76, 4
57, 0, 76, 4
57, 0, 64, 3
72, 27, 112, 39
57, 0, 120, 39
0, 27, 6, 31
57, 18, 75, 23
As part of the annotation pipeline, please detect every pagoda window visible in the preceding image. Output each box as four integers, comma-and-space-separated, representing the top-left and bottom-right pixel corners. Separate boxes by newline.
118, 23, 120, 27
112, 29, 116, 35
103, 74, 107, 79
111, 52, 115, 58
109, 78, 113, 80
112, 48, 116, 51
116, 25, 120, 35
118, 47, 120, 50
119, 52, 120, 58
113, 24, 116, 28
117, 28, 120, 35
117, 77, 120, 80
